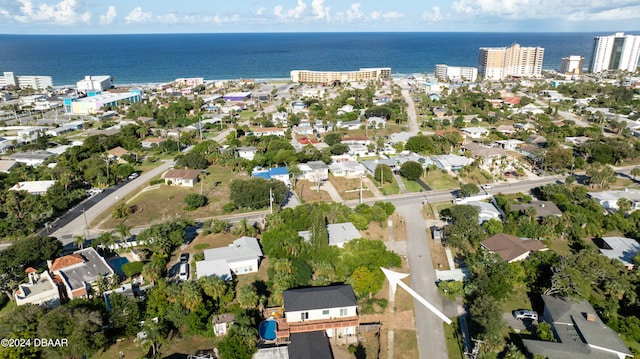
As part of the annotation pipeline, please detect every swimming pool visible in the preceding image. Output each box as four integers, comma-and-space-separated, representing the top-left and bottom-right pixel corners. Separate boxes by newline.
109, 257, 130, 276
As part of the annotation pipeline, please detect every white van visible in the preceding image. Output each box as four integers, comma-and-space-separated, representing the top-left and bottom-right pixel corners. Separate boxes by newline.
179, 263, 189, 281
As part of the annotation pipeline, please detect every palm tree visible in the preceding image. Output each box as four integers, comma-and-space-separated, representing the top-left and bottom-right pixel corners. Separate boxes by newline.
178, 281, 202, 311
95, 231, 116, 255
233, 218, 256, 237
630, 167, 640, 180
198, 275, 229, 303
114, 223, 132, 246
74, 235, 85, 250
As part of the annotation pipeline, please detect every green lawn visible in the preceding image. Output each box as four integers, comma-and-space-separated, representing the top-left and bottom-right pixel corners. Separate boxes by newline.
238, 110, 257, 120
380, 180, 400, 195
423, 172, 459, 190
444, 321, 465, 359
401, 177, 425, 192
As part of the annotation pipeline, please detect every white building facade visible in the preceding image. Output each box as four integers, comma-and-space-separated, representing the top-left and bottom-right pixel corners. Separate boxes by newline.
435, 64, 478, 81
589, 33, 640, 73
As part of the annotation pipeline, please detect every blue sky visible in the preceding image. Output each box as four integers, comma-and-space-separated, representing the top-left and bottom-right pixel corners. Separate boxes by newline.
0, 0, 639, 34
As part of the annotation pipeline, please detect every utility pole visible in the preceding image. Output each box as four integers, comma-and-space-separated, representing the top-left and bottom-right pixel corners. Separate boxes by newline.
359, 175, 364, 204
82, 208, 90, 241
269, 187, 274, 214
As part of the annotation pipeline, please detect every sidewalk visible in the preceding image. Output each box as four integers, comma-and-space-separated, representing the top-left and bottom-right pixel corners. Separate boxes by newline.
362, 176, 384, 198
314, 180, 342, 202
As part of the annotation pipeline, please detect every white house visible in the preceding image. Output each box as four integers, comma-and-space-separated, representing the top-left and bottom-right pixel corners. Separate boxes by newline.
367, 116, 386, 128
237, 146, 258, 161
336, 120, 362, 130
249, 127, 286, 138
337, 104, 354, 114
48, 247, 115, 300
196, 236, 263, 280
15, 269, 61, 308
10, 180, 56, 195
495, 139, 524, 151
598, 237, 640, 270
348, 144, 369, 157
461, 127, 489, 139
589, 189, 640, 212
329, 160, 366, 178
327, 222, 361, 247
280, 284, 359, 339
467, 201, 502, 224
297, 160, 329, 181
272, 112, 288, 126
162, 169, 201, 187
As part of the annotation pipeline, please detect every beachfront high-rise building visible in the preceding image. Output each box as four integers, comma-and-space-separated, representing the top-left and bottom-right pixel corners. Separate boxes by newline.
589, 32, 640, 73
76, 75, 114, 93
559, 56, 584, 74
0, 72, 53, 90
478, 44, 544, 80
434, 64, 478, 82
290, 68, 391, 83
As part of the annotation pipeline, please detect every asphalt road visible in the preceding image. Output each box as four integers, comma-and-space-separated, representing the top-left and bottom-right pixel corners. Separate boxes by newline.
399, 204, 449, 359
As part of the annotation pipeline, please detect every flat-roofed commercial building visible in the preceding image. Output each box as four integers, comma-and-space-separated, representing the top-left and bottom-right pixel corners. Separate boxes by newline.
589, 32, 640, 73
290, 68, 391, 83
559, 55, 584, 74
0, 72, 52, 90
478, 44, 544, 80
435, 64, 478, 81
77, 75, 113, 93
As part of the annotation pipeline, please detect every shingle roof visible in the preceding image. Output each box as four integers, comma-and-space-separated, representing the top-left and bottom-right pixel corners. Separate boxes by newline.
288, 332, 334, 359
327, 222, 361, 246
162, 169, 201, 180
511, 200, 563, 218
107, 146, 129, 157
599, 237, 640, 267
283, 284, 357, 312
481, 233, 547, 262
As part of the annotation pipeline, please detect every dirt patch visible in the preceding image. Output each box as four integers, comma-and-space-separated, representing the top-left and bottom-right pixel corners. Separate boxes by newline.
329, 175, 374, 201
93, 333, 214, 359
362, 221, 387, 241
429, 240, 450, 271
187, 232, 238, 254
296, 179, 332, 203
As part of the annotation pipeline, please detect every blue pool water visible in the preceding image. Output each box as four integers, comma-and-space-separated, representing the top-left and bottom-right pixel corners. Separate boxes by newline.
109, 257, 130, 276
259, 318, 277, 341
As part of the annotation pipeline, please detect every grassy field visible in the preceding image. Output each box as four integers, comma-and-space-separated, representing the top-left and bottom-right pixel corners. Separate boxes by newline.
93, 333, 215, 359
458, 167, 493, 186
96, 164, 248, 229
444, 321, 465, 359
329, 175, 373, 201
402, 177, 426, 192
394, 329, 420, 359
423, 172, 460, 190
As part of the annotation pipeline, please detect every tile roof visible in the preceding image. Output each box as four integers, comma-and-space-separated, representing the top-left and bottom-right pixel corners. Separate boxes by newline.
50, 253, 85, 271
107, 146, 129, 158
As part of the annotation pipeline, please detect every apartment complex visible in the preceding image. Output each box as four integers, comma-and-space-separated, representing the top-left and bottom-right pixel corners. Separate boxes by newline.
478, 44, 545, 80
290, 67, 391, 83
434, 64, 478, 81
77, 75, 113, 93
0, 72, 53, 90
559, 55, 584, 74
589, 32, 640, 73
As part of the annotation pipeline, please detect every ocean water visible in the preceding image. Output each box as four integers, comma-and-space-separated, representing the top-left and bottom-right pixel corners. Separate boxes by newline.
0, 32, 603, 86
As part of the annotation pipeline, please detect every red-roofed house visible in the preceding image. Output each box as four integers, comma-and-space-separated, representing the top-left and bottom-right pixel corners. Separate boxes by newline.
141, 137, 167, 148
502, 97, 521, 106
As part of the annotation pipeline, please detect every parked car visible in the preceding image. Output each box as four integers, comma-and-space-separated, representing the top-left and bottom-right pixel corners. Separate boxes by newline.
180, 253, 189, 263
178, 263, 189, 281
513, 310, 538, 320
128, 172, 139, 180
481, 184, 493, 190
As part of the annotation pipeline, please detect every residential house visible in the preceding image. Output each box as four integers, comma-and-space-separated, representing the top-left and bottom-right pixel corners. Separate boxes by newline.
15, 268, 61, 308
495, 139, 524, 151
511, 200, 563, 219
141, 137, 166, 148
341, 136, 370, 146
467, 201, 502, 224
480, 233, 548, 263
103, 283, 147, 311
595, 237, 640, 270
212, 313, 236, 337
361, 158, 398, 175
297, 161, 330, 181
195, 236, 263, 280
329, 160, 366, 178
10, 180, 56, 195
522, 295, 632, 359
276, 284, 359, 340
496, 125, 516, 136
45, 126, 72, 137
367, 116, 386, 128
430, 154, 472, 171
502, 97, 520, 107
335, 120, 362, 131
294, 121, 315, 136
223, 91, 252, 102
0, 159, 17, 173
433, 107, 447, 117
107, 146, 131, 163
527, 134, 547, 147
516, 103, 544, 115
373, 96, 391, 106
463, 143, 508, 161
252, 167, 290, 186
249, 127, 286, 138
461, 127, 489, 139
517, 143, 540, 160
347, 144, 369, 157
337, 104, 354, 114
236, 146, 258, 161
589, 189, 640, 212
272, 112, 288, 126
162, 169, 201, 187
48, 247, 115, 300
5, 150, 54, 166
565, 136, 592, 146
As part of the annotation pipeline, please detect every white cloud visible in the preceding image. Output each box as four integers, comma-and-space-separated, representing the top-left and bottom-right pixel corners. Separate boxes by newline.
256, 7, 265, 16
422, 6, 444, 22
125, 6, 151, 24
344, 3, 364, 22
99, 5, 116, 25
157, 13, 179, 24
14, 0, 91, 25
311, 0, 330, 19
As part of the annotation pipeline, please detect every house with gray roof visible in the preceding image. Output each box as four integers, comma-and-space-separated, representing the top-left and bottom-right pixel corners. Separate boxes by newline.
522, 295, 632, 359
195, 236, 263, 280
327, 222, 361, 248
595, 237, 640, 270
429, 154, 471, 171
48, 247, 115, 300
297, 160, 330, 181
5, 150, 54, 166
278, 285, 359, 340
15, 269, 61, 308
589, 189, 640, 212
511, 200, 563, 219
467, 201, 502, 224
361, 158, 398, 175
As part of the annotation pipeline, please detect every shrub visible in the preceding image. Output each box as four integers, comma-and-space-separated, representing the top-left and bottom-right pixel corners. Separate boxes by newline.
194, 243, 210, 250
121, 261, 144, 278
149, 179, 164, 186
184, 193, 208, 210
222, 202, 236, 213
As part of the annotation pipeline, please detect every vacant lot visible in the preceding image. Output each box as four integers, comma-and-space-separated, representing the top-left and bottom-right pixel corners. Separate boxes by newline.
96, 164, 248, 229
423, 171, 459, 190
93, 332, 215, 359
296, 179, 333, 203
329, 175, 374, 201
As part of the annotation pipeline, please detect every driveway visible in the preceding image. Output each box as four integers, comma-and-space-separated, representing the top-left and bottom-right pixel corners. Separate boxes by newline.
398, 204, 448, 359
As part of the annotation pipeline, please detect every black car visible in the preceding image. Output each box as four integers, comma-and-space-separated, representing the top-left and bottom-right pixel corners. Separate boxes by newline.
180, 253, 189, 263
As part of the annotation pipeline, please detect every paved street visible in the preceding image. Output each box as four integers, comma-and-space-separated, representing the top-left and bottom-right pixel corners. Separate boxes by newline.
399, 204, 448, 359
400, 85, 420, 135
